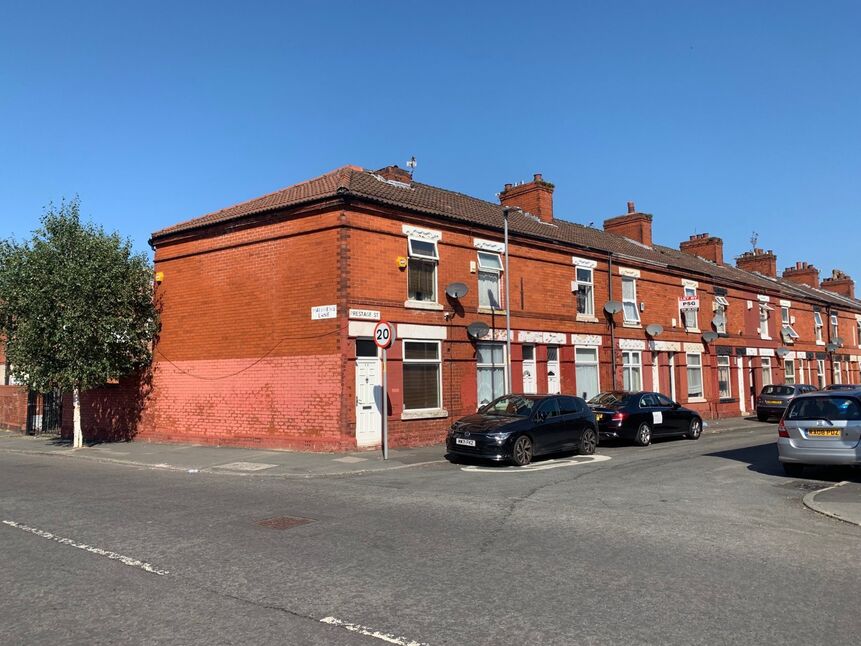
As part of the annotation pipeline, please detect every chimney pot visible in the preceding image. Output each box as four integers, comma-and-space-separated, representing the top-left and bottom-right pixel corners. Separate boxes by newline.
504, 183, 512, 191
533, 173, 542, 182
627, 201, 636, 214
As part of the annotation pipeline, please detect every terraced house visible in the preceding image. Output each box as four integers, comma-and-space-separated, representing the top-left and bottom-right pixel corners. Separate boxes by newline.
2, 164, 860, 450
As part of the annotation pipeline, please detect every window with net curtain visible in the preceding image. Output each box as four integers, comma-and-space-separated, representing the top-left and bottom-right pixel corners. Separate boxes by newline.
402, 341, 441, 410
687, 353, 703, 397
622, 278, 639, 324
622, 350, 642, 391
477, 343, 506, 407
477, 252, 503, 309
682, 286, 698, 330
407, 238, 437, 303
575, 347, 600, 400
717, 355, 731, 398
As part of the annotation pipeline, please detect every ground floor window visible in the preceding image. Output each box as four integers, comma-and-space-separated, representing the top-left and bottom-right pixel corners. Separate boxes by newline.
575, 347, 600, 400
687, 353, 703, 398
761, 357, 773, 387
817, 359, 826, 389
403, 341, 441, 410
622, 350, 642, 392
477, 343, 506, 407
717, 355, 731, 398
784, 358, 796, 385
834, 361, 842, 385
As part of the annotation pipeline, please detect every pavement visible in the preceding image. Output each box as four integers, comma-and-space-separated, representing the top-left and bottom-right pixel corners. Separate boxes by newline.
2, 414, 859, 526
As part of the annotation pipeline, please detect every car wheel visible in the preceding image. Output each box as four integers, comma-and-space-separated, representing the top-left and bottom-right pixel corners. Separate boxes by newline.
511, 435, 533, 466
782, 463, 804, 477
757, 412, 768, 422
686, 418, 702, 440
578, 427, 597, 455
634, 422, 651, 446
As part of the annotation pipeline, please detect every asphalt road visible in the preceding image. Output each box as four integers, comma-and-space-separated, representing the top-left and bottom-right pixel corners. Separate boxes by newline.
1, 426, 859, 645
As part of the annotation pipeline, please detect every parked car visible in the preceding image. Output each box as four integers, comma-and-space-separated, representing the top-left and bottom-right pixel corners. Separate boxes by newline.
756, 384, 817, 421
777, 389, 861, 476
446, 394, 598, 466
823, 384, 861, 391
588, 391, 702, 446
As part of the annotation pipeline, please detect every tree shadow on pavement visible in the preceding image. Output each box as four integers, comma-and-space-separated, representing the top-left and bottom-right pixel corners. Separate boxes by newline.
706, 441, 861, 483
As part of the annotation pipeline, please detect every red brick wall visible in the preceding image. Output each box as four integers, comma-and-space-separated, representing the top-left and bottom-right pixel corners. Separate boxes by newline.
0, 385, 27, 431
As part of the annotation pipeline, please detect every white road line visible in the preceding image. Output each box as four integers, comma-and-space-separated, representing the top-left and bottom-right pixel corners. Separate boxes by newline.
320, 616, 429, 646
2, 520, 169, 576
461, 453, 612, 473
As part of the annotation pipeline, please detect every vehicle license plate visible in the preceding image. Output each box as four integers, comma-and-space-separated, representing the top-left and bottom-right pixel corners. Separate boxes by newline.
456, 438, 476, 447
807, 429, 840, 437
766, 400, 781, 405
595, 414, 604, 421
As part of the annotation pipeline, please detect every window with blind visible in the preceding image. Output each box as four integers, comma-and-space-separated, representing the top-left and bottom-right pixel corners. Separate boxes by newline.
402, 341, 441, 410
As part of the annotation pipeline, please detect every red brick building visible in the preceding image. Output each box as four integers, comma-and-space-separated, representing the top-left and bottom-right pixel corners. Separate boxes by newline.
3, 164, 861, 449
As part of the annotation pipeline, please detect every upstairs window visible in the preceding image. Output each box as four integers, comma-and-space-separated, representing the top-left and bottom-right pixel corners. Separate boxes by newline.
713, 296, 729, 334
857, 321, 861, 347
575, 267, 594, 317
477, 251, 503, 309
759, 303, 773, 340
622, 277, 640, 324
814, 310, 824, 343
407, 238, 438, 303
781, 306, 799, 344
681, 286, 699, 331
830, 313, 840, 342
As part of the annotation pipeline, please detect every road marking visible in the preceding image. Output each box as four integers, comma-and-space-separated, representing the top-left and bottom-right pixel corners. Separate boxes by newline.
1, 520, 169, 576
320, 616, 429, 646
461, 453, 611, 473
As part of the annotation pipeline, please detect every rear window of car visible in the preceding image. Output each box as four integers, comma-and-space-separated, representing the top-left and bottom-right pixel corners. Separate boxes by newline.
762, 385, 794, 396
786, 396, 861, 421
588, 392, 636, 408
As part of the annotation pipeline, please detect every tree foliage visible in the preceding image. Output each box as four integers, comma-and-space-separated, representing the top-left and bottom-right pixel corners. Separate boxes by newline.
0, 198, 158, 393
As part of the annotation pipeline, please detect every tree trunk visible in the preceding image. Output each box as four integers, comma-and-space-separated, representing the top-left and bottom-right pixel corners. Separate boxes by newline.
72, 386, 83, 449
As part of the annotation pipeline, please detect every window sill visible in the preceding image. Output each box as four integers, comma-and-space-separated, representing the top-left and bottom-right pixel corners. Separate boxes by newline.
719, 398, 737, 404
401, 408, 448, 421
760, 335, 772, 341
576, 314, 600, 323
622, 322, 642, 328
477, 307, 507, 315
685, 328, 701, 334
687, 397, 707, 403
404, 300, 444, 311
816, 341, 825, 346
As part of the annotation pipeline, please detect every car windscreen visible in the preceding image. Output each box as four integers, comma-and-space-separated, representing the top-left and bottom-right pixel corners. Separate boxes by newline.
786, 396, 861, 421
588, 392, 636, 408
479, 396, 536, 417
761, 386, 794, 397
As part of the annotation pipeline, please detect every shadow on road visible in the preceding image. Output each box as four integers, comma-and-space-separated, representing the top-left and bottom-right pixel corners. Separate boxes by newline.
707, 441, 861, 483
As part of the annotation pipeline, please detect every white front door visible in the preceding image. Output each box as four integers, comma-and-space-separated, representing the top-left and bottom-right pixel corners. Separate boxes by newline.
547, 346, 561, 394
355, 357, 382, 448
522, 345, 537, 394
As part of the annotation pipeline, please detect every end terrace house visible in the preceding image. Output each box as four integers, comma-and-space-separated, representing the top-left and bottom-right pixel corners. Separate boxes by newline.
102, 165, 861, 450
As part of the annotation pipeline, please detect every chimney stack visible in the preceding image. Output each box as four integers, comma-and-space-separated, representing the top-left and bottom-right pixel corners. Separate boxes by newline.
603, 201, 653, 247
782, 261, 820, 288
499, 173, 555, 223
374, 165, 412, 183
821, 269, 855, 299
736, 248, 778, 278
680, 233, 724, 265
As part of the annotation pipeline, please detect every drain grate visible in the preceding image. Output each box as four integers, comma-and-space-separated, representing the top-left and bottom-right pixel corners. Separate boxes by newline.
257, 516, 314, 530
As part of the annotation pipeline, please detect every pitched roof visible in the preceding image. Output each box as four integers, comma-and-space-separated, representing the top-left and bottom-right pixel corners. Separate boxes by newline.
151, 165, 861, 310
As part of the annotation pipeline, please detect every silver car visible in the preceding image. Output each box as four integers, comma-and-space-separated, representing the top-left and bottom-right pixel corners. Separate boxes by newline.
777, 389, 861, 477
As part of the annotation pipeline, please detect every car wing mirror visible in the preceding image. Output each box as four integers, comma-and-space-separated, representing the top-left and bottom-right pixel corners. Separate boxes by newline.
673, 402, 681, 409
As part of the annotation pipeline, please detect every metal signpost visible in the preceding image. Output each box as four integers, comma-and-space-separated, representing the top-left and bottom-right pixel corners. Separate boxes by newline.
373, 321, 396, 460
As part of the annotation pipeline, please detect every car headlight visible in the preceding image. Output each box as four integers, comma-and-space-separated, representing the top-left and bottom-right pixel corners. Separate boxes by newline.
486, 432, 511, 444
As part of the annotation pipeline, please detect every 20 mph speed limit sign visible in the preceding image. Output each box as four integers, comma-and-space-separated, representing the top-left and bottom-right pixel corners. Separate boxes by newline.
373, 321, 396, 349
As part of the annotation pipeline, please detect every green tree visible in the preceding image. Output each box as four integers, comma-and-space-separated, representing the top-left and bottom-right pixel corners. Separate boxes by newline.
0, 198, 158, 447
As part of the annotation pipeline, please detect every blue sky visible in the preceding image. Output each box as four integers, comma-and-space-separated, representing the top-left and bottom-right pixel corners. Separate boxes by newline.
2, 1, 859, 279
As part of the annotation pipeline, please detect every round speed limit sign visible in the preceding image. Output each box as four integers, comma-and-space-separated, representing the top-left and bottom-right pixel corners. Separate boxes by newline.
373, 321, 396, 349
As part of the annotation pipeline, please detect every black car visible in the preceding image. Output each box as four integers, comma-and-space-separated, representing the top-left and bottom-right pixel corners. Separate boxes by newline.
756, 384, 817, 421
445, 394, 598, 466
588, 391, 703, 446
824, 383, 861, 392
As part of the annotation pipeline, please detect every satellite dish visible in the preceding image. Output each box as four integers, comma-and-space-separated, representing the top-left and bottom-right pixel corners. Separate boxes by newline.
834, 337, 844, 346
603, 301, 623, 315
466, 321, 490, 339
775, 348, 790, 358
645, 324, 663, 337
445, 282, 468, 299
702, 331, 719, 343
826, 343, 839, 353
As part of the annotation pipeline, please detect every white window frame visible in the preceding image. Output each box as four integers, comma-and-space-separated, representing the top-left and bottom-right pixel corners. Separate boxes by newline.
401, 340, 442, 412
717, 355, 731, 399
406, 237, 439, 304
834, 360, 842, 385
686, 353, 703, 399
477, 251, 504, 310
817, 359, 826, 389
575, 266, 595, 317
784, 358, 796, 385
814, 310, 824, 343
780, 306, 799, 343
761, 357, 773, 387
713, 296, 729, 335
574, 346, 600, 400
622, 350, 642, 391
476, 342, 507, 408
681, 286, 699, 331
621, 277, 640, 324
759, 303, 773, 340
830, 313, 840, 342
